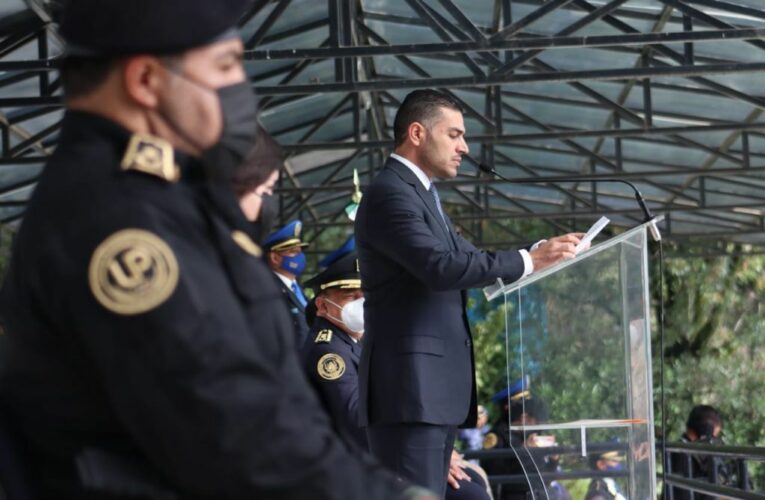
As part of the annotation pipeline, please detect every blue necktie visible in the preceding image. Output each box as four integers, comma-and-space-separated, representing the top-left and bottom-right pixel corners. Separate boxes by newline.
291, 281, 307, 308
429, 184, 449, 232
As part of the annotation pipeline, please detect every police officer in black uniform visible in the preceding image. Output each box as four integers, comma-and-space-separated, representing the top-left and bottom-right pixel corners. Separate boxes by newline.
0, 1, 434, 499
263, 220, 311, 346
302, 250, 367, 450
482, 381, 569, 500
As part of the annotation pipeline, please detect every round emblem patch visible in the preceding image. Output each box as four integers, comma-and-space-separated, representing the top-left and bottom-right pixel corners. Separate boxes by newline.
89, 229, 179, 315
483, 432, 498, 449
317, 353, 346, 381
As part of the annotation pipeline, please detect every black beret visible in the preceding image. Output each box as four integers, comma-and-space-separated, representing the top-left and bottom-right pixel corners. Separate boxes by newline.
58, 0, 252, 56
304, 252, 361, 295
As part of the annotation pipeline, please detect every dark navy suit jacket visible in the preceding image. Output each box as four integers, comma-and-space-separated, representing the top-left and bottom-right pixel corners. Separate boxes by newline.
274, 276, 310, 347
355, 157, 527, 428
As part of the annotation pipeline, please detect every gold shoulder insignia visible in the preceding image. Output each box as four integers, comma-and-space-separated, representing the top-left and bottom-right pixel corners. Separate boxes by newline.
483, 432, 498, 449
121, 133, 180, 182
317, 353, 345, 381
89, 229, 179, 315
314, 329, 333, 343
232, 230, 262, 257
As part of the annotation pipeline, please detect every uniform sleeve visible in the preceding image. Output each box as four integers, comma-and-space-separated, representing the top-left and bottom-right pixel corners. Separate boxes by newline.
55, 201, 404, 499
360, 182, 525, 290
308, 344, 360, 433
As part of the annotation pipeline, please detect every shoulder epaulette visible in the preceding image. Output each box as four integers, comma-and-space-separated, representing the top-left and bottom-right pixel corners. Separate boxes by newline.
314, 329, 333, 343
121, 133, 180, 182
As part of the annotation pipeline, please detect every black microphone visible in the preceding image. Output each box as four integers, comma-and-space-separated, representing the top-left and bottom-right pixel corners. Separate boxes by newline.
472, 159, 662, 241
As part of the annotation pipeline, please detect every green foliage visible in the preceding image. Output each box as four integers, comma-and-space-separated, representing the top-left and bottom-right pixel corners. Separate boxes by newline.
471, 296, 512, 415
653, 242, 765, 488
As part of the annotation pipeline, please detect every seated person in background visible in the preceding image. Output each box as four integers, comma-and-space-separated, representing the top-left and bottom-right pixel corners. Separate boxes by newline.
302, 249, 366, 449
668, 405, 731, 500
305, 236, 356, 328
585, 450, 627, 500
482, 378, 570, 500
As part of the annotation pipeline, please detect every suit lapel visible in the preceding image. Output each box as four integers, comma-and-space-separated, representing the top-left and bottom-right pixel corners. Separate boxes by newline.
279, 279, 305, 312
387, 159, 454, 247
441, 208, 460, 249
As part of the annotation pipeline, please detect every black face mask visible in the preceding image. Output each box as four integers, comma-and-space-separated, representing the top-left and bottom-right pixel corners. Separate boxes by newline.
160, 71, 258, 183
253, 193, 278, 244
201, 81, 258, 183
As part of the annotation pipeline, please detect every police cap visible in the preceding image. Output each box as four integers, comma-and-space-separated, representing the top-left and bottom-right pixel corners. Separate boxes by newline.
263, 220, 309, 253
490, 375, 530, 403
59, 0, 252, 56
305, 252, 361, 295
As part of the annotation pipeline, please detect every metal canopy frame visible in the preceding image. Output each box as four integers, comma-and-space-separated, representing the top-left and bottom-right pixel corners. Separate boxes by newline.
3, 0, 765, 251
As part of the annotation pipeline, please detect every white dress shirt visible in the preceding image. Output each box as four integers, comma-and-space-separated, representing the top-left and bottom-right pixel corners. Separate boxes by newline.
274, 271, 298, 292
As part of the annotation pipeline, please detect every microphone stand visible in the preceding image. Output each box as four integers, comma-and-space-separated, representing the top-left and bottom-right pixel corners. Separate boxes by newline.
469, 158, 662, 242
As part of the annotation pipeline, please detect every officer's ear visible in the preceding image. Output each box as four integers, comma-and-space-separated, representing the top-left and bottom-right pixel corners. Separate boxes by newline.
268, 251, 281, 268
121, 55, 168, 109
315, 295, 328, 317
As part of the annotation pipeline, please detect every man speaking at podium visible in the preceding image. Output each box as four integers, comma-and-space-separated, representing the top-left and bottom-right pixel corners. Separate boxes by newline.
355, 89, 583, 497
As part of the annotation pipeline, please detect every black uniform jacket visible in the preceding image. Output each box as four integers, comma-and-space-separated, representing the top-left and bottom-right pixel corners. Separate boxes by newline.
354, 157, 526, 428
302, 317, 367, 450
0, 111, 402, 500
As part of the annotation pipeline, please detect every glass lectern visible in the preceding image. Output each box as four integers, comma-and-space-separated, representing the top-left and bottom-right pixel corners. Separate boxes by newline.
483, 221, 657, 500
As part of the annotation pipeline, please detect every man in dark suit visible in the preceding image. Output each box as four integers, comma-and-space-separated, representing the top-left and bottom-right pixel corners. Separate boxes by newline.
355, 89, 583, 497
263, 220, 311, 346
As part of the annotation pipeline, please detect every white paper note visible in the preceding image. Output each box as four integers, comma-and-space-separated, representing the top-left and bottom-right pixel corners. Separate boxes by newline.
576, 216, 610, 254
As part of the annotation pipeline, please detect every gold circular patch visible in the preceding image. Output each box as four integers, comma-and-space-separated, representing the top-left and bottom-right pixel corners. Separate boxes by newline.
89, 229, 179, 315
317, 353, 346, 381
483, 432, 498, 449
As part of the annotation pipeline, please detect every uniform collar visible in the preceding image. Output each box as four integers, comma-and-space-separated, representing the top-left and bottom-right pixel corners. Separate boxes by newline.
317, 317, 358, 347
59, 109, 207, 180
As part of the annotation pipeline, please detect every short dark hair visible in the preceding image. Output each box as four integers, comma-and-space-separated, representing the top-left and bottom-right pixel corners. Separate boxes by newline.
61, 54, 183, 100
686, 405, 722, 439
61, 56, 118, 99
392, 89, 462, 147
231, 124, 284, 195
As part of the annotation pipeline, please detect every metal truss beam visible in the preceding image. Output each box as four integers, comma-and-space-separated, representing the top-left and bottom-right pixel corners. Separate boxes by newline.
276, 120, 765, 152
2, 0, 765, 248
251, 61, 765, 94
274, 165, 765, 195
276, 199, 765, 228
241, 26, 765, 60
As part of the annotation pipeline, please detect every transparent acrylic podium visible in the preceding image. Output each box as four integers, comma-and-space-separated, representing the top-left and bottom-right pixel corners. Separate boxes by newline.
483, 221, 657, 500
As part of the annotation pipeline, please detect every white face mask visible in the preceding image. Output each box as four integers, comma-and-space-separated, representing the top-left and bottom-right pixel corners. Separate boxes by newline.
326, 297, 365, 334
